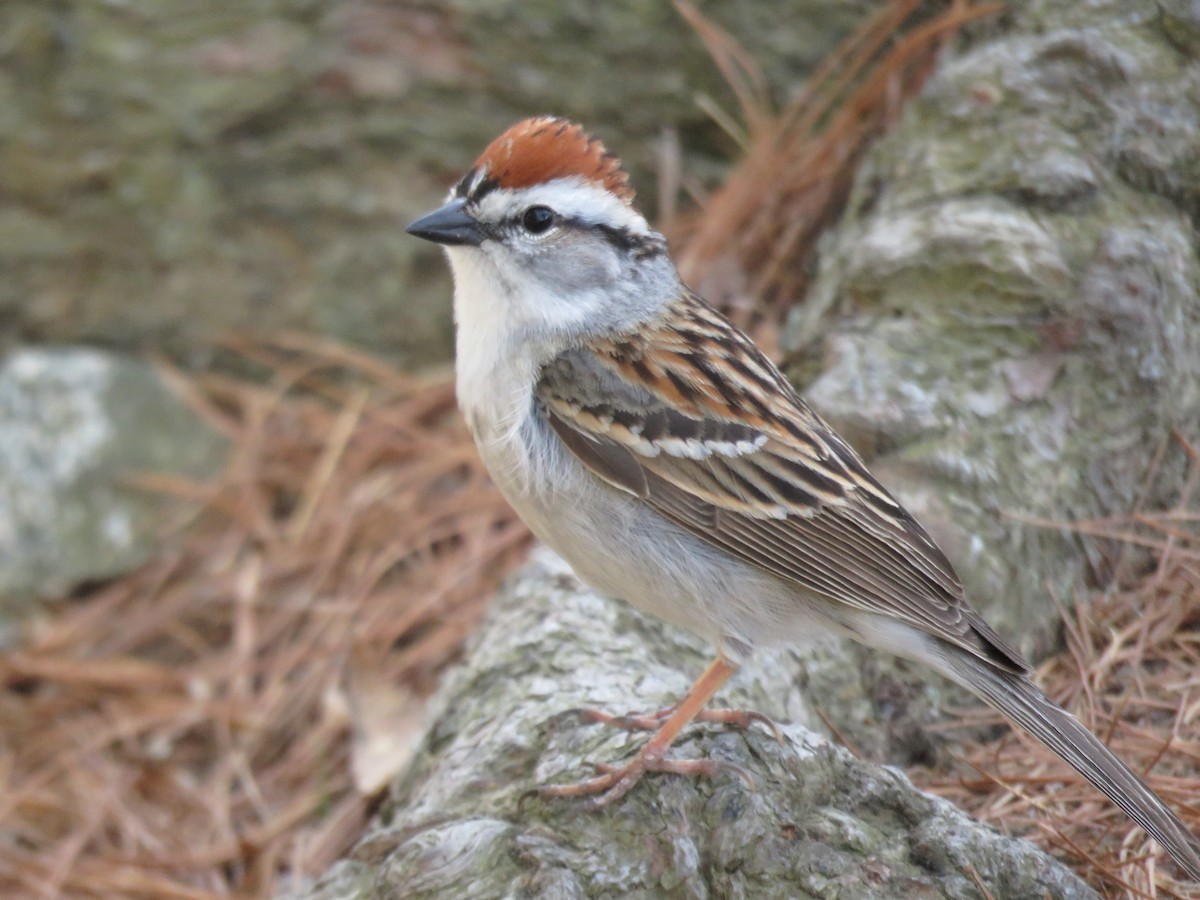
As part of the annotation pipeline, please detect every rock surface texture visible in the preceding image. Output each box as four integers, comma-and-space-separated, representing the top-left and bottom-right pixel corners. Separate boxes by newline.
296, 552, 1094, 900
0, 348, 228, 639
0, 0, 871, 366
296, 0, 1199, 894
779, 0, 1200, 760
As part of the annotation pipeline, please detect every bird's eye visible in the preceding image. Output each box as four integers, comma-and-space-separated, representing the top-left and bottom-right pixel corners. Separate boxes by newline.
521, 206, 555, 234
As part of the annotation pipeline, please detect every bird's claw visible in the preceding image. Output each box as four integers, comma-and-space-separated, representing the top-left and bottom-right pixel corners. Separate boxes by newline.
540, 752, 753, 808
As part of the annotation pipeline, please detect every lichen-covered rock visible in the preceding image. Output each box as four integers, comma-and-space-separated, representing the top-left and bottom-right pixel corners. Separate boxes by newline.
0, 0, 871, 367
293, 552, 1094, 900
0, 348, 228, 638
779, 0, 1200, 760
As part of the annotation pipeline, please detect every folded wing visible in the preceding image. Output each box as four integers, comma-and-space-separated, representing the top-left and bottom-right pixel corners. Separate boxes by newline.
537, 292, 1027, 674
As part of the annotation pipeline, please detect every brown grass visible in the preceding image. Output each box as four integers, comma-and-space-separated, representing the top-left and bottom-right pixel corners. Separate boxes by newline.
0, 3, 991, 897
0, 336, 529, 897
914, 438, 1200, 898
670, 0, 1001, 349
11, 3, 1189, 898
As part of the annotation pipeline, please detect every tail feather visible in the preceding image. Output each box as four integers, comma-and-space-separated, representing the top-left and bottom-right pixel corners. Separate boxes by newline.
940, 647, 1200, 883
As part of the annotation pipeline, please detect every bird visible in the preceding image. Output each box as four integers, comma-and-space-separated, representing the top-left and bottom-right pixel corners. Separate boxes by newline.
405, 116, 1200, 881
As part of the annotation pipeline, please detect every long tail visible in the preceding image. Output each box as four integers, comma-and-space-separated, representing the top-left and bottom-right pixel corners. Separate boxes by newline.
940, 647, 1200, 883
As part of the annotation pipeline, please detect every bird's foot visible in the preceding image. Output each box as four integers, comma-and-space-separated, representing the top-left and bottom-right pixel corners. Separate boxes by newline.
538, 747, 751, 809
537, 659, 763, 808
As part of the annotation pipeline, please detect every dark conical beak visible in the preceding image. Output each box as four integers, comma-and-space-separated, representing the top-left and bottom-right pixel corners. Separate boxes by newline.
405, 197, 485, 247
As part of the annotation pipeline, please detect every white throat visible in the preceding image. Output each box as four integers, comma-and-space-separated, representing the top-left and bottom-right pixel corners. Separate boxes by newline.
444, 245, 550, 444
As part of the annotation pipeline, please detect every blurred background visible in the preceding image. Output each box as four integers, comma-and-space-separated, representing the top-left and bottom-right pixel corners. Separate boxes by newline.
0, 0, 878, 368
2, 1, 1199, 897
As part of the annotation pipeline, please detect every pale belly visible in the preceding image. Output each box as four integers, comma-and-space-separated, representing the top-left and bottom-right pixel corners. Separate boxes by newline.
469, 404, 841, 663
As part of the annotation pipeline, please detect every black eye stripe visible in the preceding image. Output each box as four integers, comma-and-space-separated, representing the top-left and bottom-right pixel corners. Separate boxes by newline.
504, 211, 666, 258
594, 223, 643, 252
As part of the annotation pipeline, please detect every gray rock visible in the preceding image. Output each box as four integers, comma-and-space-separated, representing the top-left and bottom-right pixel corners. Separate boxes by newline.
778, 0, 1200, 761
0, 0, 874, 367
0, 347, 228, 636
290, 552, 1095, 900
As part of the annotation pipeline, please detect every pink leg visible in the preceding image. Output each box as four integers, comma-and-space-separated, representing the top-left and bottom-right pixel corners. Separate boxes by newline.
541, 657, 766, 808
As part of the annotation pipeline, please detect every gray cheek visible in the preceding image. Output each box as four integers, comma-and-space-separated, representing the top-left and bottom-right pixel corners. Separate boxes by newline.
530, 237, 619, 291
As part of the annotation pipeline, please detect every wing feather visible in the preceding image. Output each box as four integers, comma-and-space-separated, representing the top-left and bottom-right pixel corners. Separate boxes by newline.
537, 292, 1028, 673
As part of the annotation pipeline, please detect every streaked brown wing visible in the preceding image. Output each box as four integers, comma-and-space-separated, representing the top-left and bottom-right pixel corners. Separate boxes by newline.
537, 293, 1027, 673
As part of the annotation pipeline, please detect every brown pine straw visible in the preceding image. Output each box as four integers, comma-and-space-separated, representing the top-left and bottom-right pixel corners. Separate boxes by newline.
0, 4, 994, 897
0, 335, 530, 898
23, 2, 1186, 897
913, 434, 1200, 898
670, 0, 1002, 349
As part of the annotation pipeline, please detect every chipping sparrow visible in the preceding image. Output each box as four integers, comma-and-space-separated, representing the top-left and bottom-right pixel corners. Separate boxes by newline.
407, 117, 1200, 880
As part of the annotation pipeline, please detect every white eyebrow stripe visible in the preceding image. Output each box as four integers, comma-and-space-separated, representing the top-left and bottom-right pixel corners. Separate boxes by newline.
475, 178, 652, 235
